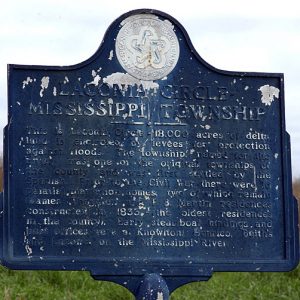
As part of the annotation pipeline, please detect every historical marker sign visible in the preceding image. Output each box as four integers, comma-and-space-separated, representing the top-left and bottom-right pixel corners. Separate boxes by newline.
1, 9, 298, 297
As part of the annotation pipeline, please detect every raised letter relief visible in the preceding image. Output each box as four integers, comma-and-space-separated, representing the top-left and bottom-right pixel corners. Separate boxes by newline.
116, 14, 179, 80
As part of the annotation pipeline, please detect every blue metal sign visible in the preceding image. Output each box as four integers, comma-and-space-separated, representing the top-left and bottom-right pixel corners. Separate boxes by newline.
1, 9, 298, 299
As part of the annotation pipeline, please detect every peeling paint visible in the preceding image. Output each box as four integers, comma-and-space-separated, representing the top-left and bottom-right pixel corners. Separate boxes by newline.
87, 70, 101, 86
200, 124, 211, 130
258, 85, 280, 106
22, 77, 33, 89
40, 76, 50, 97
53, 86, 57, 96
108, 50, 114, 60
103, 72, 159, 92
157, 291, 164, 300
87, 75, 101, 86
25, 244, 32, 256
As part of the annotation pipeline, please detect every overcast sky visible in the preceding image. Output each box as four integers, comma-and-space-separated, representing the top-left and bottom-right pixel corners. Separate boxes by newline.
0, 0, 299, 177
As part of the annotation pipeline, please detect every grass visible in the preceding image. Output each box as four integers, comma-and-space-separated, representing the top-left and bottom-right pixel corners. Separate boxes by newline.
1, 264, 300, 299
0, 267, 133, 300
171, 265, 300, 300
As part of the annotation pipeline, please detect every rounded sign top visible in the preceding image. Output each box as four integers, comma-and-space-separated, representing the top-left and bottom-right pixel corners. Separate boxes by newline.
115, 14, 180, 81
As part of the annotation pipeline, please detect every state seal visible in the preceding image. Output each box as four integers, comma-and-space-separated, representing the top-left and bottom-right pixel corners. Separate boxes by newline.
116, 14, 180, 81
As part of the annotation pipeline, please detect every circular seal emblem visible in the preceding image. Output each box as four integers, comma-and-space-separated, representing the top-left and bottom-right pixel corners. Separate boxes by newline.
116, 14, 180, 81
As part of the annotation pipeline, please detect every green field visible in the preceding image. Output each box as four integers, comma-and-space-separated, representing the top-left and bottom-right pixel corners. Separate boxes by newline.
1, 264, 300, 300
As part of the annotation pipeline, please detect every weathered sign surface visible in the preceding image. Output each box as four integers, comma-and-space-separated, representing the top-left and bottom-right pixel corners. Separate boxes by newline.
1, 8, 298, 296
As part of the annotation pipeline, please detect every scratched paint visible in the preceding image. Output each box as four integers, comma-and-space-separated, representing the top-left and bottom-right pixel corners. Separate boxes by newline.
157, 291, 164, 300
258, 85, 280, 106
40, 76, 50, 97
87, 70, 101, 86
22, 77, 33, 89
103, 72, 159, 92
25, 244, 32, 256
108, 50, 114, 60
